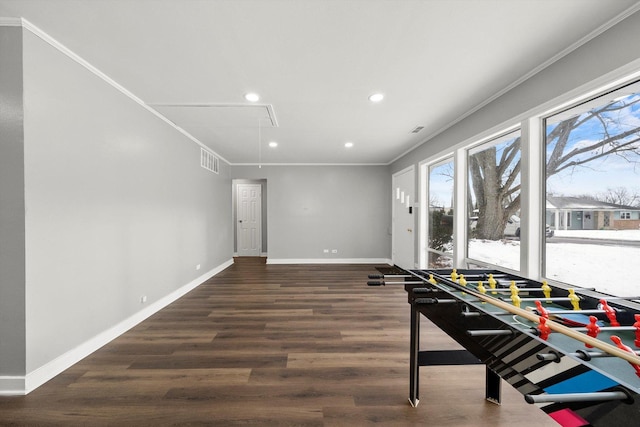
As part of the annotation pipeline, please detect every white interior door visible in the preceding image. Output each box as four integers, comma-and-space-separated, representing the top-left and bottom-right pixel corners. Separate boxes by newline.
237, 183, 262, 256
392, 167, 415, 269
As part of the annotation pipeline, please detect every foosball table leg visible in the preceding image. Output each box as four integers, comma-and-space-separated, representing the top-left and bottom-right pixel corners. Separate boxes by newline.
485, 366, 501, 405
409, 303, 420, 407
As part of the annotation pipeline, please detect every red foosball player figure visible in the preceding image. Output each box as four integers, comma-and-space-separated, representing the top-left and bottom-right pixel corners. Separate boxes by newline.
585, 316, 600, 349
538, 317, 551, 341
634, 314, 640, 348
600, 299, 620, 327
535, 300, 549, 319
610, 335, 640, 378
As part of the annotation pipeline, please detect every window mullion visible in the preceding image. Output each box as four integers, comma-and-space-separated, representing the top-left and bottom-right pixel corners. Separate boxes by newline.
521, 117, 543, 280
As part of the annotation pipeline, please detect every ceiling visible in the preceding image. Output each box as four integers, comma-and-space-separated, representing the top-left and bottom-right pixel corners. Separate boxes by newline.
2, 0, 639, 165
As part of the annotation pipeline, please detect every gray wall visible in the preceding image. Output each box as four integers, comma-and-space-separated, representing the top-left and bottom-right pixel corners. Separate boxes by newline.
231, 165, 391, 261
392, 10, 640, 174
0, 26, 26, 377
389, 10, 640, 264
20, 29, 233, 372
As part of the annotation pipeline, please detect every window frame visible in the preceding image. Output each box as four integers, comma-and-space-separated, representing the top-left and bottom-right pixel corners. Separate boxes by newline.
416, 67, 640, 288
464, 128, 525, 273
421, 155, 456, 269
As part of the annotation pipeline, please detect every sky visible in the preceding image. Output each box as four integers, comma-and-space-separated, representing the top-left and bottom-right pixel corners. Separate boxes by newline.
545, 93, 640, 199
428, 91, 640, 209
428, 161, 454, 209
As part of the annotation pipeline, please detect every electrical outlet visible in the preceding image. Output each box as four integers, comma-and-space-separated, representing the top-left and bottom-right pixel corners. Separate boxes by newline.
140, 295, 147, 303
323, 249, 329, 253
331, 249, 338, 253
196, 264, 201, 270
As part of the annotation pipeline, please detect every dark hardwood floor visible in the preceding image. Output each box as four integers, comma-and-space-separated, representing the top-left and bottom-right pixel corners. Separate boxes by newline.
0, 261, 556, 426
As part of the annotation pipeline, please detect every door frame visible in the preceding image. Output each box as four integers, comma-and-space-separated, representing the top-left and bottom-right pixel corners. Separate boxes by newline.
392, 165, 415, 269
232, 179, 267, 257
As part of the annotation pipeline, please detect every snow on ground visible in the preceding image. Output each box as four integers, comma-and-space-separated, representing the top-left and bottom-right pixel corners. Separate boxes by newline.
468, 230, 640, 296
554, 229, 640, 241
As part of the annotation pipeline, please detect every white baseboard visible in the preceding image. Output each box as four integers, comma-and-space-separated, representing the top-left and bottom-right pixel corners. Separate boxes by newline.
0, 258, 233, 396
266, 258, 392, 265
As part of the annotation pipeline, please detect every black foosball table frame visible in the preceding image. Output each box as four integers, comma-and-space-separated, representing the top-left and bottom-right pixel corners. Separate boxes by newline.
369, 267, 640, 427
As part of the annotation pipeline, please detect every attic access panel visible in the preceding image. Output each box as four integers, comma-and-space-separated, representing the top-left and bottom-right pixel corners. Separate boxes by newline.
151, 104, 278, 128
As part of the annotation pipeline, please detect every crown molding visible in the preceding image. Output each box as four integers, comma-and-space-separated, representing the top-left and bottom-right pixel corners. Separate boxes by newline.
1, 17, 230, 165
0, 17, 22, 26
231, 162, 388, 167
389, 2, 640, 166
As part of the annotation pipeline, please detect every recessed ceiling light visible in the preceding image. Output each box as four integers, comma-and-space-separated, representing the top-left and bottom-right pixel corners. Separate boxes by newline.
244, 92, 260, 102
268, 141, 278, 148
368, 93, 384, 103
344, 142, 354, 148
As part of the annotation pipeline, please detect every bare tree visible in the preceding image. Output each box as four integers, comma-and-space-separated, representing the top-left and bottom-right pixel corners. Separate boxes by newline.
469, 136, 522, 240
596, 186, 640, 207
470, 95, 640, 240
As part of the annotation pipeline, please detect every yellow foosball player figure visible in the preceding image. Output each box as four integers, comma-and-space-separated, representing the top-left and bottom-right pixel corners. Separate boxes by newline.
510, 287, 521, 308
541, 280, 551, 302
488, 274, 497, 295
477, 281, 487, 303
568, 288, 580, 311
459, 274, 467, 287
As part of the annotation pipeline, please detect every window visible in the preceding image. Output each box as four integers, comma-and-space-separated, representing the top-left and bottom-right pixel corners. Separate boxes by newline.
427, 158, 454, 268
544, 80, 640, 296
467, 130, 522, 271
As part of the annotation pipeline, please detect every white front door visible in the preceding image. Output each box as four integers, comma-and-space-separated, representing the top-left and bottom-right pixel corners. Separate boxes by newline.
237, 184, 262, 256
392, 167, 415, 269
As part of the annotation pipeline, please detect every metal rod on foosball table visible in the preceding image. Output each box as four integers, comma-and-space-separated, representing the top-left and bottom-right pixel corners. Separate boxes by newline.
367, 280, 426, 286
524, 391, 630, 404
368, 274, 412, 279
518, 297, 578, 302
467, 330, 515, 337
573, 326, 637, 332
429, 276, 640, 366
537, 349, 640, 362
414, 298, 459, 304
538, 309, 612, 315
490, 287, 594, 293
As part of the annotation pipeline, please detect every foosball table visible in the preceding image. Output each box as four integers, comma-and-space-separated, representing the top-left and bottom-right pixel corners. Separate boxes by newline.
368, 268, 640, 426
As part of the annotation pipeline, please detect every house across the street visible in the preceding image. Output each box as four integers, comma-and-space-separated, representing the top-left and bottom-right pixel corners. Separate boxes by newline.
546, 196, 640, 231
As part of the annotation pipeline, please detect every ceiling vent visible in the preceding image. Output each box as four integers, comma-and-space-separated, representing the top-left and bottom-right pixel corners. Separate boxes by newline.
411, 126, 425, 134
201, 148, 219, 174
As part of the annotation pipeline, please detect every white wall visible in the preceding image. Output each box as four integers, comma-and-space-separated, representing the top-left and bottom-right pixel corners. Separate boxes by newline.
15, 28, 233, 384
231, 165, 391, 262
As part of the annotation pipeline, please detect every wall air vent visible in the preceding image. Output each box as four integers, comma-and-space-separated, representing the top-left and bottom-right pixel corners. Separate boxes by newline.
200, 148, 219, 174
411, 126, 425, 134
